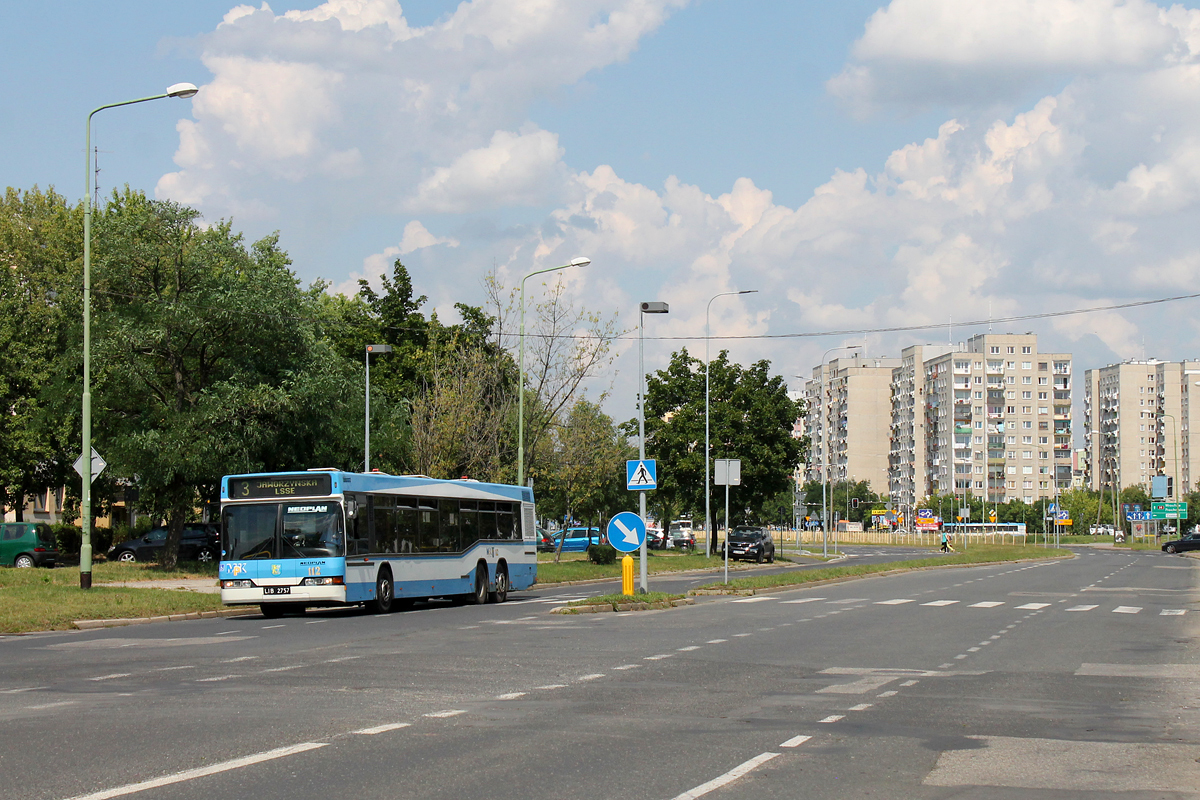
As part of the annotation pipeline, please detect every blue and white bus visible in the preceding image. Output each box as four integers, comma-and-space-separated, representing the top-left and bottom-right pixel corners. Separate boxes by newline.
218, 469, 537, 617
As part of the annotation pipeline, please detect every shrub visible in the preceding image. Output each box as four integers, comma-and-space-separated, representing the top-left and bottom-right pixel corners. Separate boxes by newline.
53, 524, 82, 556
586, 543, 618, 565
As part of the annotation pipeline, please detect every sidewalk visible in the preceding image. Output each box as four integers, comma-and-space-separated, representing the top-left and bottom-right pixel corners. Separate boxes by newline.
94, 579, 220, 594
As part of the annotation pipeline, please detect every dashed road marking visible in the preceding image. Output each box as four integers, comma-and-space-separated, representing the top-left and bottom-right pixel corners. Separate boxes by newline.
818, 715, 844, 723
1066, 605, 1099, 612
876, 599, 915, 605
669, 751, 781, 800
922, 600, 959, 607
1015, 603, 1051, 610
1113, 606, 1142, 614
88, 674, 131, 682
423, 709, 467, 718
848, 703, 872, 711
969, 601, 1005, 608
780, 735, 812, 748
495, 692, 526, 700
353, 722, 410, 735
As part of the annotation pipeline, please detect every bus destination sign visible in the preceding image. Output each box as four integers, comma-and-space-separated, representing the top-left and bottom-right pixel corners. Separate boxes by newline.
229, 474, 332, 499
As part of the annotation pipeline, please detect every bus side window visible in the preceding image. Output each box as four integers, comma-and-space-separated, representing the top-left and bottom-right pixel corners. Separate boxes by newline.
418, 498, 439, 552
478, 501, 495, 539
374, 503, 395, 553
396, 505, 417, 553
496, 503, 514, 539
459, 501, 479, 550
440, 499, 460, 552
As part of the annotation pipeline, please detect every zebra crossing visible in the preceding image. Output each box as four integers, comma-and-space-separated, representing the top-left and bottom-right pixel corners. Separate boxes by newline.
730, 595, 1188, 615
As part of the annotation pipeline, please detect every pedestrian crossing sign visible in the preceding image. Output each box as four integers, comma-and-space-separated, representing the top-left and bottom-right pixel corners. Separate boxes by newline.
627, 459, 657, 491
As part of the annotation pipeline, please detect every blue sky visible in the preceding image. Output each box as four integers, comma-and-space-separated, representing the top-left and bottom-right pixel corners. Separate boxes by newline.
7, 0, 1200, 427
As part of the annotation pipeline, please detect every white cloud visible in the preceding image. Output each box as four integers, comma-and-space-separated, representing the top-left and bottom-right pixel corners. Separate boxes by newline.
829, 0, 1200, 109
331, 220, 460, 297
413, 127, 568, 212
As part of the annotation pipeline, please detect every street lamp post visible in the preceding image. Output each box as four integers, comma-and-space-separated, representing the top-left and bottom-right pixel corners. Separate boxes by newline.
80, 82, 199, 590
1159, 410, 1181, 538
517, 257, 590, 488
705, 289, 757, 556
638, 300, 669, 593
365, 344, 393, 472
818, 345, 861, 557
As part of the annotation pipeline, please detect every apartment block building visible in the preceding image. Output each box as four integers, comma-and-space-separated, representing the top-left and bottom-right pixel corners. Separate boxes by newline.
1083, 359, 1200, 495
922, 333, 1073, 505
889, 344, 954, 508
803, 353, 900, 498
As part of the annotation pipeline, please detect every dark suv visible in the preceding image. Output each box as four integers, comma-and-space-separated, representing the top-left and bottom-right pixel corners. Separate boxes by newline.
1162, 531, 1200, 554
724, 526, 775, 563
108, 525, 219, 563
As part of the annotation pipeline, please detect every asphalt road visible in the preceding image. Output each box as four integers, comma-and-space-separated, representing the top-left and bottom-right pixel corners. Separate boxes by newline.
2, 547, 1197, 800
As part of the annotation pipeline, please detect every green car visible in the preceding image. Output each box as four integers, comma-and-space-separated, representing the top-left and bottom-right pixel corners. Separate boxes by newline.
1, 522, 59, 568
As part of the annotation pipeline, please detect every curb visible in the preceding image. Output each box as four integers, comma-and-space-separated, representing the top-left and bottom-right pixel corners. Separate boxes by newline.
686, 554, 1074, 597
530, 557, 819, 591
74, 607, 251, 630
551, 597, 696, 615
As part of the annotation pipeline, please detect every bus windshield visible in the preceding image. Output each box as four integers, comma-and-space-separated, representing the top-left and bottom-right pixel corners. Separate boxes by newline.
223, 503, 344, 560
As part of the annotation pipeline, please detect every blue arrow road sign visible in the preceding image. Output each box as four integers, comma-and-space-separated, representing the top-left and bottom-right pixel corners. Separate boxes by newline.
627, 459, 657, 490
607, 512, 647, 553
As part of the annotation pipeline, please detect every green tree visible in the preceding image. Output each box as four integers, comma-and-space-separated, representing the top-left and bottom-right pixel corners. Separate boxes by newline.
85, 190, 359, 567
643, 349, 805, 546
0, 187, 80, 520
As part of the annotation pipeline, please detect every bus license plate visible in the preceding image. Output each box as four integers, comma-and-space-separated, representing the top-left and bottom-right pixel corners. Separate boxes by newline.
263, 587, 291, 595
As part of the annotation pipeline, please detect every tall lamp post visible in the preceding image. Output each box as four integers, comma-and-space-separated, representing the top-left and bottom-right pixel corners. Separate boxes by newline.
818, 344, 861, 556
705, 289, 757, 556
1159, 409, 1181, 538
80, 83, 199, 591
638, 300, 669, 592
365, 344, 394, 472
517, 257, 590, 488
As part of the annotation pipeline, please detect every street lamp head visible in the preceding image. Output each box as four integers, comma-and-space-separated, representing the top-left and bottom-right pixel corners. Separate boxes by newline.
569, 256, 591, 268
367, 344, 393, 354
640, 301, 669, 314
166, 83, 200, 99
738, 289, 759, 295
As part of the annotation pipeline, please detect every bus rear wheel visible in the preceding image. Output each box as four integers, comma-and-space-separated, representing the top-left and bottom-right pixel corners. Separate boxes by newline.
472, 564, 488, 605
488, 566, 509, 604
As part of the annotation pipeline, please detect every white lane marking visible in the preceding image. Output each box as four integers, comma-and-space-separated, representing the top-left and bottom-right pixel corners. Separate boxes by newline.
848, 703, 872, 711
88, 674, 132, 682
706, 639, 728, 644
61, 742, 328, 800
969, 601, 1005, 608
536, 684, 567, 690
1113, 606, 1142, 614
260, 665, 302, 673
215, 630, 241, 636
576, 673, 605, 681
1161, 609, 1187, 616
967, 647, 980, 652
877, 690, 898, 697
645, 654, 674, 660
670, 752, 781, 800
423, 709, 467, 718
827, 598, 869, 605
876, 599, 915, 605
305, 619, 327, 624
954, 654, 968, 660
732, 597, 773, 603
26, 700, 75, 710
353, 722, 410, 735
780, 598, 825, 604
978, 642, 991, 646
1066, 605, 1099, 612
222, 656, 258, 663
495, 692, 526, 700
733, 633, 753, 637
613, 665, 641, 670
678, 646, 701, 651
196, 675, 240, 682
1, 686, 47, 693
325, 656, 361, 663
1015, 603, 1051, 610
153, 666, 194, 672
921, 600, 959, 607
819, 715, 844, 723
261, 625, 285, 630
780, 735, 812, 748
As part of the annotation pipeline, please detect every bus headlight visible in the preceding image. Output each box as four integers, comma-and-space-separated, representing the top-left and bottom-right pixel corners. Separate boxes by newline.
221, 579, 253, 588
300, 576, 343, 586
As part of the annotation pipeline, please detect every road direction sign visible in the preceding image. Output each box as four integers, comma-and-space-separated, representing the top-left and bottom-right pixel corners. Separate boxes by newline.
1151, 501, 1188, 519
73, 447, 107, 484
1126, 511, 1152, 521
607, 512, 646, 553
627, 459, 657, 490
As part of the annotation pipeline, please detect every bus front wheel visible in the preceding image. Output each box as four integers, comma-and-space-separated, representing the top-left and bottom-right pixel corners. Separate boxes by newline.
488, 565, 509, 604
369, 568, 394, 613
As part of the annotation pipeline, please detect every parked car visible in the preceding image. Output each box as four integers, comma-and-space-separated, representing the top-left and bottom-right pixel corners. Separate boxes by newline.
552, 527, 604, 553
535, 528, 556, 552
108, 524, 219, 563
723, 526, 775, 563
1162, 531, 1200, 554
668, 523, 696, 551
1, 522, 59, 568
646, 527, 667, 550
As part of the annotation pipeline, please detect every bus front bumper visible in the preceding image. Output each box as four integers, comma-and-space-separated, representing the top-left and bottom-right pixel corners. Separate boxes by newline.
221, 584, 347, 606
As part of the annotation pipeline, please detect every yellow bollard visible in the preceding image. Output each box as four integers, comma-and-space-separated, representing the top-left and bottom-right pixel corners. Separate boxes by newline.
621, 554, 634, 597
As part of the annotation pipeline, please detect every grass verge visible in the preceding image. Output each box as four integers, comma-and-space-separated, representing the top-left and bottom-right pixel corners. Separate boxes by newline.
693, 545, 1070, 593
568, 592, 685, 608
0, 563, 223, 634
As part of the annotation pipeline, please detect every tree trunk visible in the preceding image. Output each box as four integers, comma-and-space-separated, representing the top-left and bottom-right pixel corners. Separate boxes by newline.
14, 493, 23, 522
160, 506, 186, 570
